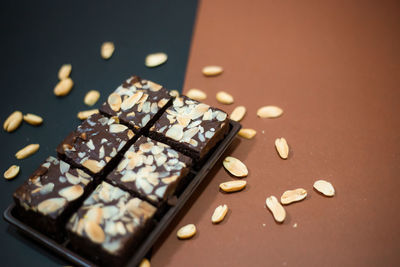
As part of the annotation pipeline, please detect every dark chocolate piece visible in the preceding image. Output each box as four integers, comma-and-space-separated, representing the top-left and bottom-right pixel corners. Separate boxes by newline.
100, 75, 173, 133
57, 113, 135, 176
106, 136, 192, 205
67, 181, 156, 266
13, 156, 94, 241
149, 96, 229, 160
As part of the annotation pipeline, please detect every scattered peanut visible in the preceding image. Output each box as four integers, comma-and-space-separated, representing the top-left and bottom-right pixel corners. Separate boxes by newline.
84, 90, 100, 106
139, 258, 151, 267
216, 91, 234, 104
202, 65, 223, 76
223, 156, 248, 177
54, 78, 74, 96
257, 105, 283, 118
187, 89, 207, 101
238, 128, 257, 139
275, 137, 289, 159
23, 113, 43, 126
77, 109, 99, 120
280, 188, 307, 205
219, 180, 247, 193
3, 111, 23, 132
230, 106, 246, 121
3, 165, 20, 180
211, 204, 228, 224
266, 196, 286, 223
15, 144, 40, 159
313, 180, 335, 197
177, 224, 196, 239
58, 64, 72, 80
101, 42, 115, 59
145, 52, 168, 67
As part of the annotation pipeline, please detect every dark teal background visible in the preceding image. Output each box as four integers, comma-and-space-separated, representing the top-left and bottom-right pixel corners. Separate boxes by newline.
0, 0, 198, 265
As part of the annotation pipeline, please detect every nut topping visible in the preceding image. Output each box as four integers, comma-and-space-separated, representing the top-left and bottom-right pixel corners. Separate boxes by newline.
59, 185, 84, 201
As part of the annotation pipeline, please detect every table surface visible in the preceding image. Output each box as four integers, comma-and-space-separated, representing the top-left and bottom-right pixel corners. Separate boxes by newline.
1, 0, 400, 266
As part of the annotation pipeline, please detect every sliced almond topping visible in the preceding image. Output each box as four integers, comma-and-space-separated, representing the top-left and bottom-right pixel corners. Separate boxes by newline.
139, 258, 151, 267
58, 185, 84, 201
219, 180, 247, 193
216, 91, 234, 104
223, 156, 248, 177
202, 65, 223, 76
101, 42, 115, 59
121, 91, 143, 111
266, 196, 286, 223
257, 105, 283, 118
313, 180, 335, 197
230, 106, 246, 122
169, 90, 179, 98
177, 224, 196, 239
77, 109, 99, 120
37, 198, 66, 215
82, 159, 103, 173
280, 188, 307, 205
109, 124, 128, 133
108, 93, 122, 112
211, 204, 228, 224
165, 125, 184, 141
84, 90, 100, 106
85, 221, 105, 243
275, 137, 289, 159
23, 113, 43, 126
147, 81, 163, 91
86, 207, 103, 224
187, 89, 207, 101
15, 144, 40, 159
3, 165, 20, 180
3, 111, 23, 132
54, 78, 74, 96
238, 128, 257, 139
58, 64, 72, 80
145, 52, 168, 67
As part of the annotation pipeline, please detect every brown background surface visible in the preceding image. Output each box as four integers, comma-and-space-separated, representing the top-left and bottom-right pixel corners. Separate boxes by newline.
152, 0, 400, 266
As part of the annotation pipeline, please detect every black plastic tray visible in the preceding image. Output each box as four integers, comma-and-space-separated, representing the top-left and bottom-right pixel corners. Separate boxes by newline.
3, 120, 241, 267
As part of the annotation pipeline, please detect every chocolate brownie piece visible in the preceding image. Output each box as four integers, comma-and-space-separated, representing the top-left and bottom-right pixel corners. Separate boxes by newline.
13, 156, 94, 241
106, 136, 192, 206
149, 96, 229, 160
100, 75, 173, 133
67, 181, 156, 266
57, 113, 135, 177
